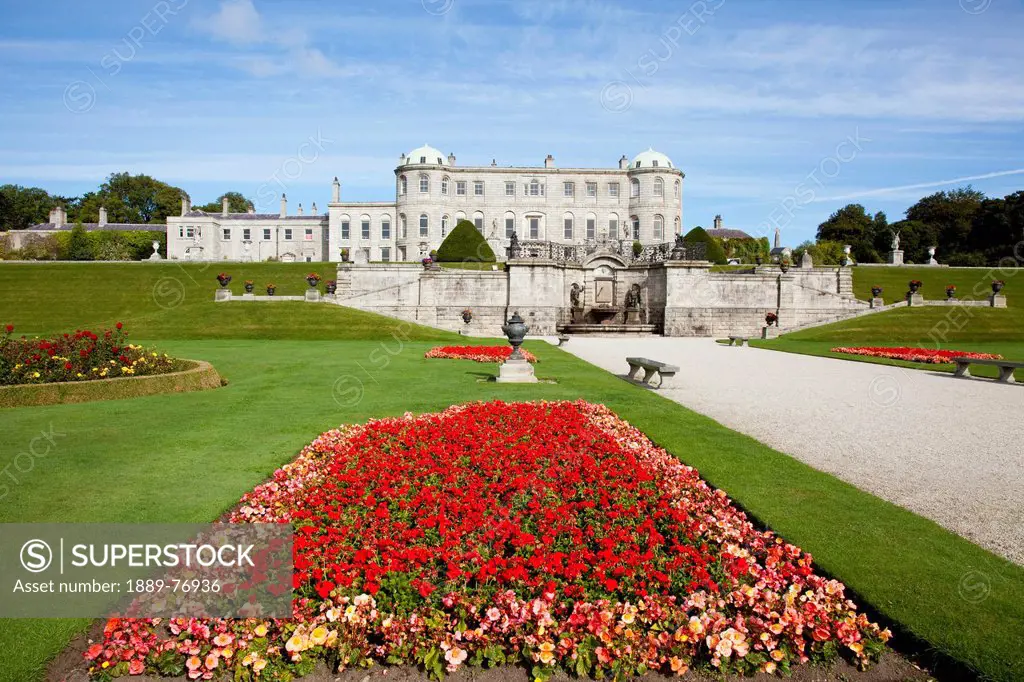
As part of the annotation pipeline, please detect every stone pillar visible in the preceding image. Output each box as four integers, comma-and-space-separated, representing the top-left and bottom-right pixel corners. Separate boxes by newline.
991, 294, 1007, 308
870, 297, 885, 308
889, 250, 904, 265
98, 207, 108, 227
222, 197, 229, 217
907, 292, 924, 306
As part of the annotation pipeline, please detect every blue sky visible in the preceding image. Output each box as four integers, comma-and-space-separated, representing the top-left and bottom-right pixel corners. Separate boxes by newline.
1, 0, 1022, 245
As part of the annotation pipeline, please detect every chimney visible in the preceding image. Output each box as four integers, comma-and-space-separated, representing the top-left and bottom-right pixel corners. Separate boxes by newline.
51, 205, 66, 228
222, 196, 230, 217
774, 227, 781, 249
713, 214, 722, 230
544, 154, 554, 168
491, 158, 497, 167
297, 203, 304, 216
98, 207, 108, 227
181, 193, 191, 216
399, 153, 407, 166
619, 155, 629, 169
311, 202, 318, 215
332, 176, 341, 202
280, 194, 288, 218
448, 152, 456, 165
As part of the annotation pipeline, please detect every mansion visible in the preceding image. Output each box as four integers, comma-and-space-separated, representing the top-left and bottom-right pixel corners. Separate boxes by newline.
166, 146, 685, 262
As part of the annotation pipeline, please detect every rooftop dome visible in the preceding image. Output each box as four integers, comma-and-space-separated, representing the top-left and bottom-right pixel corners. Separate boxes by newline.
630, 148, 673, 170
405, 144, 448, 166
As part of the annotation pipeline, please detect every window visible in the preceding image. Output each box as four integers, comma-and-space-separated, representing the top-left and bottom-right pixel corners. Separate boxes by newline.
563, 214, 573, 240
527, 179, 543, 196
419, 174, 429, 193
630, 178, 640, 198
505, 215, 515, 238
529, 217, 540, 239
340, 220, 349, 240
609, 216, 618, 237
381, 219, 391, 240
586, 216, 596, 239
652, 160, 659, 168
284, 228, 293, 240
586, 182, 597, 197
563, 182, 574, 198
400, 214, 407, 238
419, 214, 429, 237
242, 228, 251, 241
474, 216, 483, 231
305, 228, 314, 241
399, 176, 407, 195
609, 182, 619, 198
474, 180, 484, 196
631, 216, 640, 240
361, 218, 370, 240
456, 181, 467, 196
182, 226, 196, 238
505, 181, 515, 196
441, 177, 449, 195
654, 178, 664, 197
441, 215, 449, 237
653, 215, 664, 241
381, 247, 391, 262
263, 228, 272, 240
674, 180, 681, 199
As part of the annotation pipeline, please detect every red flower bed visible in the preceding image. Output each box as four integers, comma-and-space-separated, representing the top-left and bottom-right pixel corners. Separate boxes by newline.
426, 345, 537, 363
0, 323, 179, 386
88, 401, 889, 680
830, 346, 1003, 364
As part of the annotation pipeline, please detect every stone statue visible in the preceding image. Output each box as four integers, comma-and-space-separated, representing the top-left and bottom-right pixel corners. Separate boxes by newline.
489, 218, 498, 239
508, 231, 520, 258
891, 230, 901, 250
624, 283, 642, 309
570, 282, 582, 309
148, 240, 162, 260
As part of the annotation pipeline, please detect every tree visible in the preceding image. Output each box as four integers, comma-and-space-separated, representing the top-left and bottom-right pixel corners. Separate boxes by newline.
887, 219, 936, 264
78, 172, 184, 224
0, 184, 56, 230
904, 187, 984, 254
435, 220, 496, 262
67, 222, 94, 261
196, 191, 254, 214
682, 226, 727, 264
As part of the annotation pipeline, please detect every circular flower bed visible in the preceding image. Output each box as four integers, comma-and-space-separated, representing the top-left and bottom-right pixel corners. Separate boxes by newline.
830, 346, 1002, 364
426, 345, 538, 363
1, 323, 181, 385
87, 401, 889, 680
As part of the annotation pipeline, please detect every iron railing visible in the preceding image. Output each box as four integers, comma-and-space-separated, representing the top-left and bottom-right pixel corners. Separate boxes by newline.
507, 238, 706, 264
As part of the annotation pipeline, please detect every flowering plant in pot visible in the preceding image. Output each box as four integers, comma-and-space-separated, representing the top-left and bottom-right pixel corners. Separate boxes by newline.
216, 272, 232, 288
779, 258, 791, 273
243, 280, 254, 293
946, 285, 957, 299
908, 279, 922, 293
266, 282, 276, 296
306, 272, 322, 288
461, 308, 473, 324
765, 312, 778, 326
871, 285, 882, 298
992, 280, 1005, 293
421, 256, 434, 269
324, 279, 337, 294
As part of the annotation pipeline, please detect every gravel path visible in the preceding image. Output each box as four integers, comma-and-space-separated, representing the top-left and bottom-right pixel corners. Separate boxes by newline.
560, 337, 1024, 565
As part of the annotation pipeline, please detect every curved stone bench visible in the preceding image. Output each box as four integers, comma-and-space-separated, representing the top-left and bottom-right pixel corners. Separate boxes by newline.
0, 360, 224, 409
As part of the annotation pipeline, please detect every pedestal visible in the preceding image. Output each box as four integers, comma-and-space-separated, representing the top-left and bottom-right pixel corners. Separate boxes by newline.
761, 325, 778, 339
242, 293, 254, 300
870, 297, 885, 308
991, 293, 1007, 308
305, 289, 320, 302
214, 289, 232, 302
625, 309, 641, 324
889, 250, 904, 266
906, 292, 923, 306
571, 308, 584, 324
496, 356, 538, 383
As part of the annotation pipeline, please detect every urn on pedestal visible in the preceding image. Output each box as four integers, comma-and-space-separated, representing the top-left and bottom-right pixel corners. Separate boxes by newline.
497, 312, 538, 383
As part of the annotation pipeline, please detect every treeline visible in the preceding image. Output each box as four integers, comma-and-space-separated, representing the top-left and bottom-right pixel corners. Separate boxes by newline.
814, 187, 1023, 266
0, 173, 252, 230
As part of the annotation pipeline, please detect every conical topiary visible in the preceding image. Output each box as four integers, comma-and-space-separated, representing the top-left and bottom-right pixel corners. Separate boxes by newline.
682, 226, 728, 264
435, 220, 496, 262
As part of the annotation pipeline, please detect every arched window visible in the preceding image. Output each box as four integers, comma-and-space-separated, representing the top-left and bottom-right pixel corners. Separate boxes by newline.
360, 214, 371, 240
381, 214, 392, 240
608, 212, 619, 239
441, 176, 450, 195
472, 211, 484, 231
419, 214, 429, 237
563, 212, 574, 240
653, 215, 664, 241
399, 176, 407, 195
630, 215, 640, 240
339, 214, 351, 240
441, 215, 450, 237
528, 179, 542, 196
585, 212, 597, 240
654, 178, 664, 198
630, 178, 640, 198
674, 179, 681, 199
399, 214, 407, 239
419, 174, 429, 194
504, 211, 516, 238
455, 210, 466, 223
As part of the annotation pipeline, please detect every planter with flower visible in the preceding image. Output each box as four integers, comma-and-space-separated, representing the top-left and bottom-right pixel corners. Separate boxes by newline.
461, 309, 473, 324
243, 280, 254, 294
306, 272, 322, 288
908, 280, 922, 294
946, 285, 957, 300
215, 273, 232, 288
324, 280, 337, 295
992, 280, 1005, 294
266, 283, 276, 296
765, 312, 778, 327
871, 286, 883, 298
779, 257, 791, 273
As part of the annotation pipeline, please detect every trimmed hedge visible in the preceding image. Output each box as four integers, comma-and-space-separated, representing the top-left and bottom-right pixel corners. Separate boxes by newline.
683, 226, 728, 264
435, 220, 496, 262
0, 359, 223, 408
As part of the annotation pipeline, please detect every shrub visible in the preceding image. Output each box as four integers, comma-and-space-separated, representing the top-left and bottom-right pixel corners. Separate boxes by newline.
632, 240, 643, 257
946, 251, 987, 267
436, 220, 496, 262
67, 223, 93, 261
682, 226, 727, 264
14, 234, 61, 260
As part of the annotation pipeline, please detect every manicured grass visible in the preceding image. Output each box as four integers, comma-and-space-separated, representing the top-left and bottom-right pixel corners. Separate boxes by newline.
439, 261, 505, 271
850, 265, 1018, 304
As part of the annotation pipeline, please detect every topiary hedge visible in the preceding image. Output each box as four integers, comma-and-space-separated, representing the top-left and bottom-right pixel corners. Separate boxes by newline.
683, 226, 728, 264
435, 220, 496, 263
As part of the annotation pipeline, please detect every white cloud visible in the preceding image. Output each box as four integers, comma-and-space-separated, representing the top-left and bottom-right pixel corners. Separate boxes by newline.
195, 0, 264, 45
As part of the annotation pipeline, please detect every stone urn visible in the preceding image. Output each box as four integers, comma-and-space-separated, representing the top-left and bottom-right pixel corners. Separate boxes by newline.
306, 277, 320, 288
462, 310, 473, 324
871, 287, 882, 298
325, 281, 337, 295
908, 280, 921, 294
992, 281, 1005, 294
501, 312, 529, 360
266, 286, 276, 296
946, 287, 957, 300
244, 282, 254, 294
216, 274, 232, 288
779, 260, 791, 274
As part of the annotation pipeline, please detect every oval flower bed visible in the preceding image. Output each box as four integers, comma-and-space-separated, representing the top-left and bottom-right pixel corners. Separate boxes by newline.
425, 345, 538, 363
87, 400, 889, 680
830, 346, 1003, 364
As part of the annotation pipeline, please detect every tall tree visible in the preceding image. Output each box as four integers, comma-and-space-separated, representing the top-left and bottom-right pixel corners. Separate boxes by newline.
196, 191, 254, 214
78, 172, 184, 224
816, 204, 885, 262
0, 184, 56, 230
904, 187, 984, 254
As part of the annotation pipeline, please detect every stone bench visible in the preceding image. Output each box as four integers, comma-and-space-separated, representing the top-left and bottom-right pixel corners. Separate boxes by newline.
557, 334, 570, 347
626, 357, 679, 388
727, 335, 749, 346
952, 358, 1024, 384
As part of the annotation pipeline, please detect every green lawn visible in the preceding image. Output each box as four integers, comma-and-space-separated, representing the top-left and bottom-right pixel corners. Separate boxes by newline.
1, 263, 1023, 681
850, 265, 1015, 304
